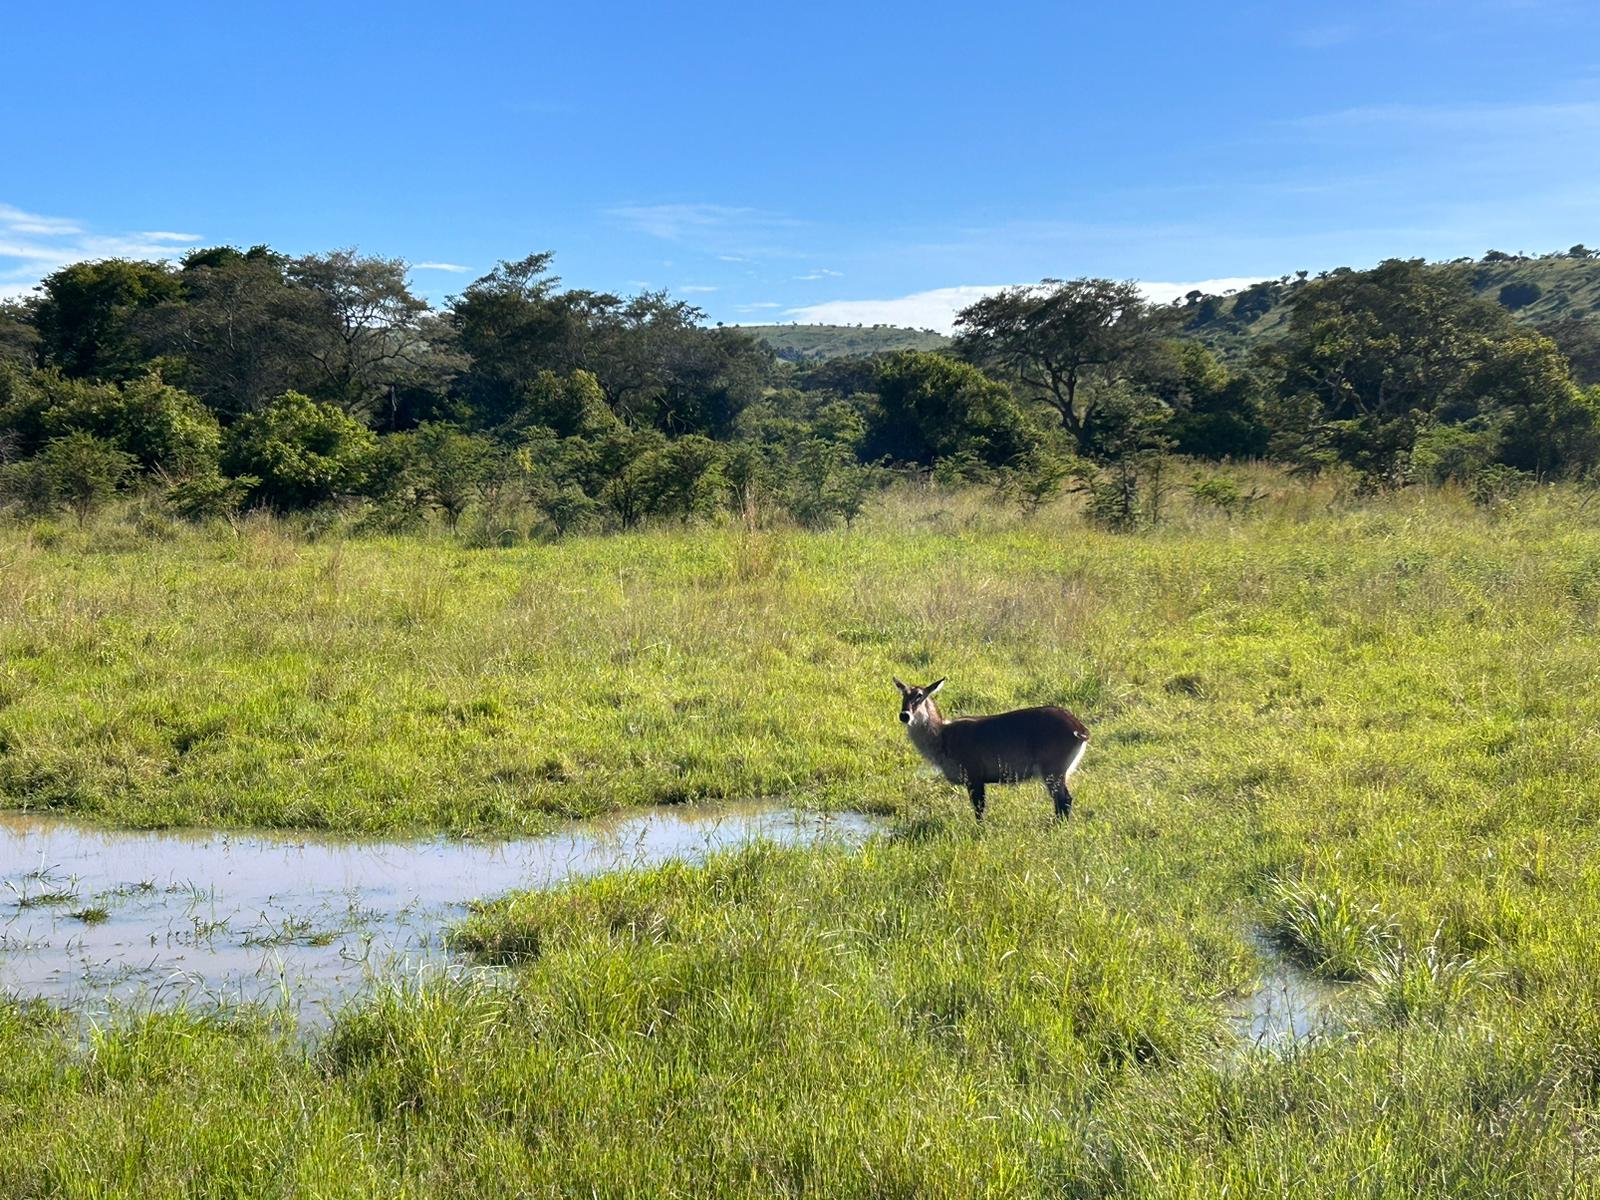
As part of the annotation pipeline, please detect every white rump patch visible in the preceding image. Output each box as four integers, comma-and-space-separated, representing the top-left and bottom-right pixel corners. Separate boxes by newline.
1063, 738, 1088, 779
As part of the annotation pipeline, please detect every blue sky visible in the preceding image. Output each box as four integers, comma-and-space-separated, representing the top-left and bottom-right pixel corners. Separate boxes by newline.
4, 0, 1598, 330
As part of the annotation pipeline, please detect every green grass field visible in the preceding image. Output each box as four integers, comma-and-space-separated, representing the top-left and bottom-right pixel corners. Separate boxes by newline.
2, 481, 1600, 1196
743, 322, 951, 361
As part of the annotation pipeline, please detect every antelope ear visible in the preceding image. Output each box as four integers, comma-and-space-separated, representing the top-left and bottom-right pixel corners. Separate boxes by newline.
927, 678, 945, 696
892, 677, 908, 694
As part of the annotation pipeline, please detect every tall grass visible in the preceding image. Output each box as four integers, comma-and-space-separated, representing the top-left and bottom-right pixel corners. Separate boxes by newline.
1, 478, 1599, 1195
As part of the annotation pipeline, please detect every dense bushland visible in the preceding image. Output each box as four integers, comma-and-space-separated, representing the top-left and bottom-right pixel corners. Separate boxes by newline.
3, 247, 1598, 540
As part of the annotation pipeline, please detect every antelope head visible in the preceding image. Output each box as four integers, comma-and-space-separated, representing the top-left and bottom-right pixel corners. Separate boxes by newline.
893, 677, 944, 727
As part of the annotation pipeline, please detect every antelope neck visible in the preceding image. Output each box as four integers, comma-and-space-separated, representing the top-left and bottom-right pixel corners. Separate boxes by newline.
907, 697, 946, 760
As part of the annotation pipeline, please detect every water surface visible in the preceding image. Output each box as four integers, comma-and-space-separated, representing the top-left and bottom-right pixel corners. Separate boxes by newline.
1228, 931, 1349, 1050
0, 806, 874, 1024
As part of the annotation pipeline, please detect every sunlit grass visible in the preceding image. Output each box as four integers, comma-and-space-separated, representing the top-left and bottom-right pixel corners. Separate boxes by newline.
1, 478, 1599, 1195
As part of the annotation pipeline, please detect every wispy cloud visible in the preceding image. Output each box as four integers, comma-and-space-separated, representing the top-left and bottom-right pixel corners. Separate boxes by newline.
679, 284, 718, 293
0, 201, 204, 299
413, 261, 469, 272
794, 268, 843, 281
0, 204, 83, 236
734, 302, 783, 314
1290, 97, 1600, 135
605, 203, 809, 259
1285, 0, 1586, 52
785, 278, 1271, 334
784, 285, 1010, 333
1138, 277, 1272, 305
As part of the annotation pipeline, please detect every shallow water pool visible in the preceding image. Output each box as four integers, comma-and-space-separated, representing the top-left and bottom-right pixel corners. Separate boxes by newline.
0, 806, 875, 1024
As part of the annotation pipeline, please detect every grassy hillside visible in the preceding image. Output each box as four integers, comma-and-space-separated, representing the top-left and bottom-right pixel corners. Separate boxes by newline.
1177, 249, 1600, 381
3, 482, 1600, 1194
745, 322, 950, 362
747, 251, 1600, 380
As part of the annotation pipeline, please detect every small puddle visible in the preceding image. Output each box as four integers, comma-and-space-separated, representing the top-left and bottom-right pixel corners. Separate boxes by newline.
1227, 931, 1351, 1052
0, 806, 876, 1025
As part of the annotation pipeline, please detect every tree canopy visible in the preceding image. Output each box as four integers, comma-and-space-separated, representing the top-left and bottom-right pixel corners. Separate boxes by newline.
954, 278, 1171, 451
3, 243, 1599, 532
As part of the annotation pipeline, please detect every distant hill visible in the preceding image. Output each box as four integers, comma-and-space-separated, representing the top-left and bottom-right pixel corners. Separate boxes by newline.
744, 323, 950, 362
746, 251, 1600, 381
1175, 248, 1600, 383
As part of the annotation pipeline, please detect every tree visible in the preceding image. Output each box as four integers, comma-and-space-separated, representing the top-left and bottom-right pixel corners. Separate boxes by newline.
34, 259, 181, 380
1075, 386, 1175, 529
34, 432, 138, 524
1496, 282, 1542, 312
788, 438, 876, 528
1473, 332, 1600, 478
638, 320, 771, 439
450, 257, 769, 437
406, 423, 498, 530
448, 253, 571, 426
954, 278, 1170, 450
60, 372, 221, 477
166, 470, 257, 524
1542, 316, 1600, 387
1264, 259, 1516, 485
501, 369, 615, 440
1151, 342, 1270, 460
865, 351, 1040, 470
285, 250, 448, 417
223, 391, 376, 509
0, 369, 221, 477
137, 246, 316, 417
995, 443, 1074, 514
0, 300, 39, 369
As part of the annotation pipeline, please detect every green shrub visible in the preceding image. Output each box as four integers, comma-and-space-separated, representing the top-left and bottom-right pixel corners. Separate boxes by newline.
223, 391, 376, 510
11, 431, 140, 524
166, 471, 258, 523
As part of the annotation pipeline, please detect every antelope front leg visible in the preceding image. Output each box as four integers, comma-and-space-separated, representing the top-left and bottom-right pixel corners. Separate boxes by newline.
1046, 775, 1073, 820
967, 781, 986, 821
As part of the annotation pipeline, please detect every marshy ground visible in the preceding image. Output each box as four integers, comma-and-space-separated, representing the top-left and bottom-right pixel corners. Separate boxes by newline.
0, 807, 872, 1023
1, 478, 1598, 1196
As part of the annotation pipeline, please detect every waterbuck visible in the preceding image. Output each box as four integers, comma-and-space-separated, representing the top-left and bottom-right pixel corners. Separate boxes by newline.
894, 678, 1090, 820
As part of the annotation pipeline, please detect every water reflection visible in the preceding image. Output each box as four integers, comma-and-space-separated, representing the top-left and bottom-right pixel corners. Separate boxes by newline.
0, 806, 874, 1024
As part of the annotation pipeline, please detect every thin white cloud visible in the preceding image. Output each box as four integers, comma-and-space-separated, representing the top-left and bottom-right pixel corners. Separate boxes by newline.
1138, 277, 1272, 305
0, 204, 83, 236
785, 285, 1010, 333
0, 239, 75, 263
679, 284, 718, 293
413, 261, 469, 272
794, 268, 843, 281
1290, 97, 1600, 136
785, 278, 1271, 334
0, 200, 204, 295
606, 202, 808, 259
734, 302, 783, 313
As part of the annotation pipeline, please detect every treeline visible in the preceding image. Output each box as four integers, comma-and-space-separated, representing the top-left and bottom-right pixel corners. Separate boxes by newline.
1, 245, 1597, 535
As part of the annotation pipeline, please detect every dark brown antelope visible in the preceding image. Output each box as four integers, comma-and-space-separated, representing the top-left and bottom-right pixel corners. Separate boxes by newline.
894, 678, 1089, 820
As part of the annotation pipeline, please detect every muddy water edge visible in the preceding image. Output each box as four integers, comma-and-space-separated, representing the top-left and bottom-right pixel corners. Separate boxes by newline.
1227, 930, 1354, 1054
0, 805, 877, 1028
